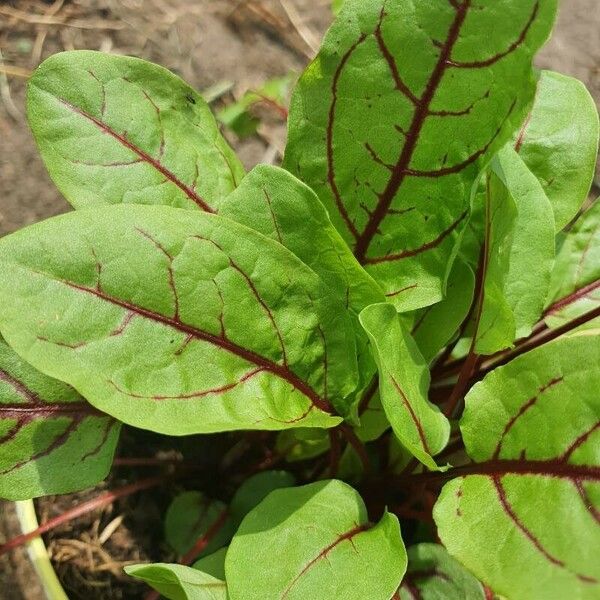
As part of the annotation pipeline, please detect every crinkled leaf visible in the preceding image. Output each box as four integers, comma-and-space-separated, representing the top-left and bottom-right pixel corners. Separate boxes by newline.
360, 303, 450, 469
226, 480, 406, 600
165, 492, 232, 556
398, 544, 485, 599
27, 51, 244, 212
284, 0, 557, 310
0, 205, 359, 435
230, 470, 295, 523
0, 338, 119, 500
545, 200, 599, 329
411, 259, 475, 363
126, 563, 226, 600
475, 146, 555, 354
434, 335, 600, 599
514, 70, 599, 231
219, 165, 384, 316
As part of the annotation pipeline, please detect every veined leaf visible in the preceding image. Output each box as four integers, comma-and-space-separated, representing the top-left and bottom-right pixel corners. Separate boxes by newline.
360, 303, 450, 470
27, 51, 244, 212
0, 206, 359, 435
165, 492, 232, 557
284, 0, 558, 310
475, 146, 555, 354
514, 70, 599, 231
398, 544, 485, 599
0, 338, 119, 500
411, 259, 475, 363
544, 200, 599, 329
434, 335, 600, 599
225, 480, 406, 600
219, 165, 385, 316
126, 563, 227, 600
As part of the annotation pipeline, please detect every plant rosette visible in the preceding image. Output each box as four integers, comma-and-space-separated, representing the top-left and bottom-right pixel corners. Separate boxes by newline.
1, 1, 599, 599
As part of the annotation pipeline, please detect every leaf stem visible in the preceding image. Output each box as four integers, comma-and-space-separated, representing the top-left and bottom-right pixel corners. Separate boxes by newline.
0, 476, 169, 557
339, 424, 371, 475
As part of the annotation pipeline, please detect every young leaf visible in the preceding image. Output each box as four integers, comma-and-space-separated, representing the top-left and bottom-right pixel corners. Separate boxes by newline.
165, 492, 232, 556
360, 303, 450, 470
230, 470, 295, 523
544, 200, 599, 328
411, 259, 475, 363
27, 51, 244, 212
225, 480, 406, 600
126, 563, 227, 600
474, 146, 555, 354
217, 73, 294, 138
398, 543, 485, 599
514, 70, 599, 231
284, 0, 558, 309
0, 205, 359, 435
218, 165, 385, 316
0, 338, 119, 500
276, 428, 330, 462
434, 335, 600, 599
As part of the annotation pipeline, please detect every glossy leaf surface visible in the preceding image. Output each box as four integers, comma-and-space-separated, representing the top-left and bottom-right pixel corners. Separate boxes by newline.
285, 0, 557, 309
435, 336, 600, 599
398, 544, 485, 600
360, 303, 450, 469
226, 480, 406, 600
514, 70, 599, 230
28, 51, 244, 212
0, 206, 359, 435
0, 339, 119, 500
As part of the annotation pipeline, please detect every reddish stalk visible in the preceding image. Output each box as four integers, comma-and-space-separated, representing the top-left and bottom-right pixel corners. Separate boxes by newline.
112, 457, 183, 468
339, 424, 372, 475
144, 508, 231, 600
0, 475, 168, 556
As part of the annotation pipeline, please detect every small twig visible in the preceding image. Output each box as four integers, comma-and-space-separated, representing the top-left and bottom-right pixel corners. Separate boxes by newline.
0, 50, 21, 121
0, 64, 31, 79
278, 0, 320, 57
0, 476, 169, 557
0, 6, 126, 30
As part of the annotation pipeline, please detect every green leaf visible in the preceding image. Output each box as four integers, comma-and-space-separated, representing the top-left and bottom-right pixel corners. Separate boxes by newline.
545, 201, 600, 329
0, 338, 119, 500
0, 205, 359, 435
434, 335, 600, 599
165, 492, 232, 556
475, 146, 555, 354
331, 0, 345, 17
514, 70, 599, 231
276, 428, 330, 462
284, 0, 558, 310
217, 73, 294, 138
193, 548, 227, 581
219, 165, 385, 316
398, 544, 485, 599
411, 259, 475, 363
27, 50, 244, 212
354, 383, 390, 443
225, 480, 406, 600
230, 470, 296, 523
126, 563, 227, 600
360, 303, 450, 470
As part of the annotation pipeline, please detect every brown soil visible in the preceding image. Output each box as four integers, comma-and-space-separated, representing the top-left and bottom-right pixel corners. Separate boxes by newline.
0, 1, 599, 599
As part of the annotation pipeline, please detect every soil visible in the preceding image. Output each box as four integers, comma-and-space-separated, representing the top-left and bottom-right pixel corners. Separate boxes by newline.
0, 1, 599, 599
